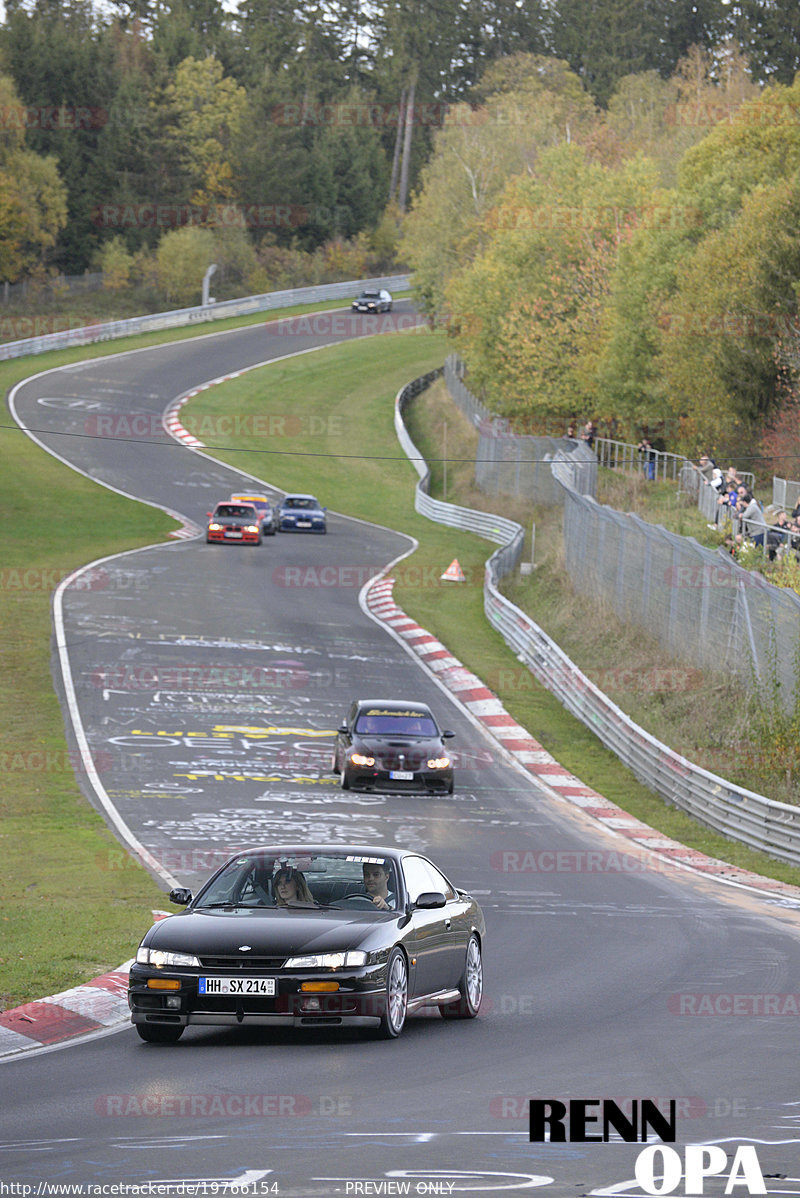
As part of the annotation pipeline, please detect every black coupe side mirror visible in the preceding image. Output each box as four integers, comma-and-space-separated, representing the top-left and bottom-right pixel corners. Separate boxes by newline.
338, 724, 348, 734
442, 730, 455, 739
169, 887, 192, 905
414, 891, 446, 910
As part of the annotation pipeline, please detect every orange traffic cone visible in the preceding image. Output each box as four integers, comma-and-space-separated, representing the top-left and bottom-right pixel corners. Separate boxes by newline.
440, 558, 465, 581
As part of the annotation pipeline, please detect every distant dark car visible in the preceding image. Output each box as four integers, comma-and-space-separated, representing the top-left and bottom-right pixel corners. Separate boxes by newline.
229, 493, 278, 536
333, 699, 455, 794
277, 493, 327, 533
205, 502, 262, 545
128, 843, 484, 1042
351, 289, 392, 313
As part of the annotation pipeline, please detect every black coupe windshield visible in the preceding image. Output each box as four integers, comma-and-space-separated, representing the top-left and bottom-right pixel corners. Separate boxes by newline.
195, 852, 398, 911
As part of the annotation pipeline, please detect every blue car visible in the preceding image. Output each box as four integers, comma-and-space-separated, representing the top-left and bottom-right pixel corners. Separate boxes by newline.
278, 493, 327, 533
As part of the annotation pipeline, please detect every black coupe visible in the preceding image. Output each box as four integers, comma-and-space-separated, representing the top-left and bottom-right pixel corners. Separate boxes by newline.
333, 699, 455, 793
129, 844, 484, 1042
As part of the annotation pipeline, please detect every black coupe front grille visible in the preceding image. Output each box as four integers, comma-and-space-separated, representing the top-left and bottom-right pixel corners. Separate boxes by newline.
378, 753, 425, 770
199, 955, 286, 971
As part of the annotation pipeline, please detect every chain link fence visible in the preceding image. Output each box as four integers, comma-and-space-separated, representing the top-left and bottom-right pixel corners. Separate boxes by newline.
443, 356, 799, 703
1, 271, 106, 304
561, 489, 799, 701
443, 355, 596, 502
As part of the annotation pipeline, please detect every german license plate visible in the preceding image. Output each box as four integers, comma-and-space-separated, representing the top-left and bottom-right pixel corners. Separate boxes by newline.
224, 531, 243, 539
198, 977, 276, 995
389, 770, 414, 780
296, 520, 312, 528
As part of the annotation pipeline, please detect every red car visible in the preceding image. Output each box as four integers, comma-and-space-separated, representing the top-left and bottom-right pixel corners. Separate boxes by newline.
206, 502, 262, 545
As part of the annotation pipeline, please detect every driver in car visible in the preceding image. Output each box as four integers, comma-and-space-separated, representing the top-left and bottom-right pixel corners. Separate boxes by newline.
362, 861, 396, 911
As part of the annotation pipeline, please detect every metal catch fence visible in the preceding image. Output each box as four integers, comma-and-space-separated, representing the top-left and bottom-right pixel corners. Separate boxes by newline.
443, 355, 596, 502
426, 367, 800, 865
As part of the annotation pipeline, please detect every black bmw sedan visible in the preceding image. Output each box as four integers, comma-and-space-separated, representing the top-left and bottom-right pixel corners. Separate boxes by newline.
129, 844, 484, 1043
333, 699, 455, 793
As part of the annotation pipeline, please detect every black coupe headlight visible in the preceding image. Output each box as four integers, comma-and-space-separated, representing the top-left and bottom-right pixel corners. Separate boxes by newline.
284, 951, 367, 969
136, 947, 200, 968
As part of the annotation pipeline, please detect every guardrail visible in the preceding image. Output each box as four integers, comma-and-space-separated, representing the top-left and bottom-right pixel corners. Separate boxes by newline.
0, 274, 410, 361
396, 370, 800, 869
395, 370, 524, 578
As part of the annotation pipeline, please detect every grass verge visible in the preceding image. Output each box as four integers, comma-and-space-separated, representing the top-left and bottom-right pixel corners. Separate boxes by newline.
184, 350, 800, 888
0, 418, 176, 1010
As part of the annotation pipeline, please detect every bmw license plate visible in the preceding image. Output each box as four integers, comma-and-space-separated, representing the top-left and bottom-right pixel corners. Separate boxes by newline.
198, 977, 276, 995
224, 531, 243, 538
389, 770, 414, 780
296, 520, 312, 527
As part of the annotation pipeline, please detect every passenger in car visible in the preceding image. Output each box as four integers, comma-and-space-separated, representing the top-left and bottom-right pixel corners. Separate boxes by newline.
274, 866, 314, 905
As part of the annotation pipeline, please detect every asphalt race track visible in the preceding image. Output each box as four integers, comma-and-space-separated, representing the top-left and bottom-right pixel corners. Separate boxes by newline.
3, 304, 800, 1196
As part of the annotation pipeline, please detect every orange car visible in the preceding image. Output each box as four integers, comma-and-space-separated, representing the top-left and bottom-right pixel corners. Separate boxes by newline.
206, 502, 262, 545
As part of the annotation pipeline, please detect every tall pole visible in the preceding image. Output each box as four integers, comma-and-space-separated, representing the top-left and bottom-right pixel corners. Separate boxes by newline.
443, 419, 447, 502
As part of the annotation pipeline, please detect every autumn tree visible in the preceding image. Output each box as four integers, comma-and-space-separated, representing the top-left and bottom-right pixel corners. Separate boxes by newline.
400, 55, 597, 318
156, 55, 248, 207
155, 225, 215, 303
445, 144, 659, 425
0, 72, 68, 281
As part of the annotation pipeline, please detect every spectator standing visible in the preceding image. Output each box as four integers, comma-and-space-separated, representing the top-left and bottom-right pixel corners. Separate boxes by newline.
581, 420, 596, 450
697, 453, 716, 484
637, 436, 656, 481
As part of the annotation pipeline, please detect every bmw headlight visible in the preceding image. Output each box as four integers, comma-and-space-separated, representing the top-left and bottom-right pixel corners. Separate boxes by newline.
137, 947, 200, 968
208, 523, 222, 531
350, 752, 375, 767
284, 951, 367, 969
427, 757, 451, 769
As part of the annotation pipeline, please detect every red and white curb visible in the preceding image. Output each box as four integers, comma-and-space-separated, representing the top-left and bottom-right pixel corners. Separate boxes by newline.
0, 913, 170, 1059
365, 575, 800, 903
164, 368, 261, 449
0, 965, 132, 1057
168, 514, 202, 540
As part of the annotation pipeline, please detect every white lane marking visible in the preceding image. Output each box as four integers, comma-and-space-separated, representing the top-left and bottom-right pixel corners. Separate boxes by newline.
50, 549, 182, 888
37, 396, 108, 409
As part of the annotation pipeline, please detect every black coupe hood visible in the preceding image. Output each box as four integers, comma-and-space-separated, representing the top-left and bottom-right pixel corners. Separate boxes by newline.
145, 907, 394, 956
